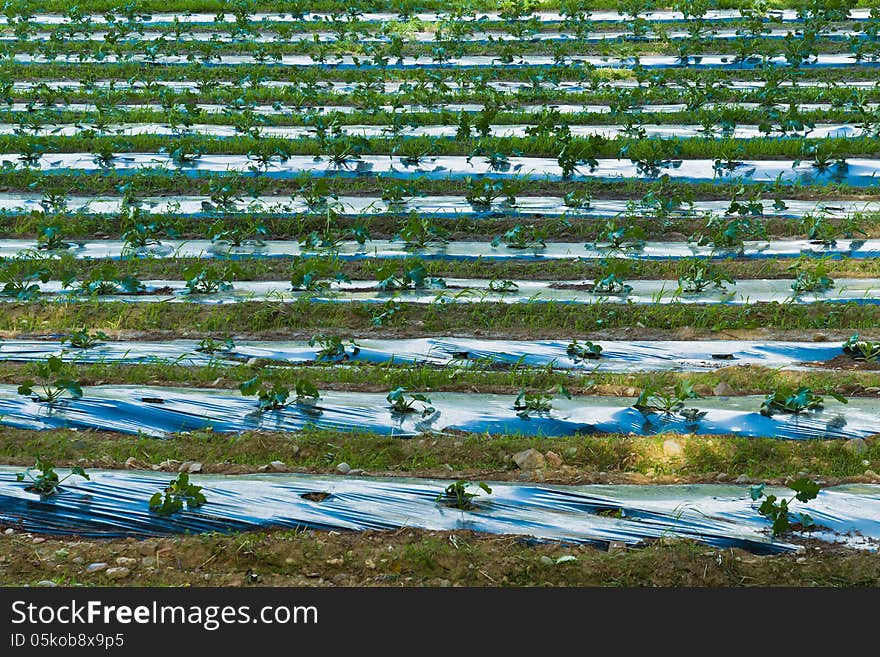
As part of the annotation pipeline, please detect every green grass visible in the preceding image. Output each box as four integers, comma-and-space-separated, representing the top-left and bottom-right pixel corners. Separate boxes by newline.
26, 254, 880, 283
2, 298, 880, 335
2, 132, 880, 161
0, 169, 875, 201
4, 527, 880, 587
1, 425, 878, 481
0, 359, 878, 399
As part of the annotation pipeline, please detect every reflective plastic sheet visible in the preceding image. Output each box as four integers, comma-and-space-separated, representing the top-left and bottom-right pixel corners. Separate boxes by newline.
15, 153, 880, 187
2, 468, 879, 553
0, 194, 870, 220
10, 277, 880, 306
3, 239, 880, 263
0, 337, 849, 372
0, 386, 871, 440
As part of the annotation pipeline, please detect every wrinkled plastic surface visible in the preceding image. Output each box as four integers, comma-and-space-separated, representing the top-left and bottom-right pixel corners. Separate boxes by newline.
0, 194, 869, 221
11, 52, 880, 70
0, 9, 872, 25
0, 337, 848, 372
16, 153, 880, 186
9, 78, 879, 96
0, 386, 869, 441
13, 27, 871, 45
4, 238, 880, 263
0, 100, 868, 118
2, 468, 880, 553
0, 122, 864, 140
12, 277, 880, 306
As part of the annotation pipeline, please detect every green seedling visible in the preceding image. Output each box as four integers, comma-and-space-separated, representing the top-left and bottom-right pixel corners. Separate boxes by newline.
196, 337, 236, 355
290, 258, 350, 291
514, 384, 571, 418
750, 478, 820, 537
788, 257, 834, 295
566, 340, 602, 362
149, 472, 207, 516
386, 387, 434, 416
842, 334, 880, 362
17, 459, 88, 496
488, 278, 519, 294
677, 259, 735, 294
62, 328, 109, 349
493, 224, 548, 250
437, 481, 492, 510
760, 386, 846, 416
183, 263, 239, 294
78, 262, 145, 296
634, 380, 705, 420
0, 258, 52, 300
36, 225, 72, 251
17, 356, 83, 405
240, 375, 321, 411
309, 334, 360, 362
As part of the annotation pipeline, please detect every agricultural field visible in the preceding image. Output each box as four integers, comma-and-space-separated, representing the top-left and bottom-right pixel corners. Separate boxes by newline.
1, 0, 880, 589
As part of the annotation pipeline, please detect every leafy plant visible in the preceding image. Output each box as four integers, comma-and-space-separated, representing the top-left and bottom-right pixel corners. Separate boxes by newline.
690, 214, 767, 253
634, 380, 705, 420
437, 481, 492, 510
464, 177, 516, 210
16, 459, 88, 496
375, 261, 444, 291
566, 340, 602, 362
492, 224, 548, 250
800, 208, 866, 247
842, 334, 880, 362
677, 259, 735, 294
386, 387, 434, 416
759, 386, 846, 416
240, 375, 321, 411
17, 356, 83, 405
591, 212, 647, 250
592, 260, 633, 295
78, 262, 145, 296
309, 334, 360, 362
62, 328, 109, 349
370, 297, 402, 327
196, 337, 236, 355
208, 219, 269, 247
514, 385, 571, 418
395, 214, 450, 249
121, 220, 177, 250
149, 472, 207, 516
183, 263, 239, 294
36, 225, 72, 251
488, 278, 519, 294
788, 257, 834, 295
750, 478, 820, 536
0, 258, 52, 300
290, 257, 350, 291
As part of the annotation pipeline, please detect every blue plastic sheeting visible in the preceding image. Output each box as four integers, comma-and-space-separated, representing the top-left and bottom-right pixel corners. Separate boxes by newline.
0, 122, 863, 140
11, 53, 880, 70
2, 468, 880, 553
5, 238, 880, 263
0, 386, 871, 441
14, 153, 880, 187
0, 338, 847, 372
11, 277, 880, 306
10, 78, 879, 95
14, 28, 873, 45
0, 194, 870, 221
1, 9, 873, 25
0, 100, 869, 117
